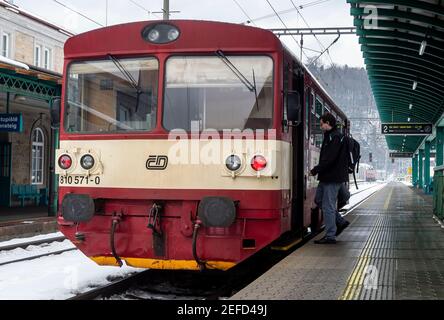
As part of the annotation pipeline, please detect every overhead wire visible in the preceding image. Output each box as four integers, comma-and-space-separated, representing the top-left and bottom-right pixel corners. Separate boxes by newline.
264, 0, 311, 61
128, 0, 162, 19
232, 0, 257, 26
242, 0, 331, 25
287, 0, 347, 90
52, 0, 104, 27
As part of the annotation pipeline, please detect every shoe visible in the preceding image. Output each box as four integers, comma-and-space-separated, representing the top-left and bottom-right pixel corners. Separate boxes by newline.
314, 237, 336, 244
336, 221, 350, 236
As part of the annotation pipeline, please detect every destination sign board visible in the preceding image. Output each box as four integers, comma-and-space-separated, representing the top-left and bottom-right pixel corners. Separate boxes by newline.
390, 152, 414, 158
0, 114, 23, 132
381, 123, 432, 135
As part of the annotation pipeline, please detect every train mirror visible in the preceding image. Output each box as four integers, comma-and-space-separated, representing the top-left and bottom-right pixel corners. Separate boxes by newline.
287, 92, 302, 125
50, 98, 61, 129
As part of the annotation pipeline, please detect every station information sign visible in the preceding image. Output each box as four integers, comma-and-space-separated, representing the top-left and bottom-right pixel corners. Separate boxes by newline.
381, 123, 432, 135
389, 152, 414, 158
0, 113, 23, 132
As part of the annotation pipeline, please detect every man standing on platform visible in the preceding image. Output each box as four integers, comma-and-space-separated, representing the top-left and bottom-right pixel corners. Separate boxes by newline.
310, 112, 350, 244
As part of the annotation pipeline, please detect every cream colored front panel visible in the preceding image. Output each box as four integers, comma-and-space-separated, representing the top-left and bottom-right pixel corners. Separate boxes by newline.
56, 139, 291, 191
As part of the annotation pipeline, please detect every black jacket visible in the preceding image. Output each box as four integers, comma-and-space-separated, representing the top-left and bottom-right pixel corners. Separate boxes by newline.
311, 127, 349, 183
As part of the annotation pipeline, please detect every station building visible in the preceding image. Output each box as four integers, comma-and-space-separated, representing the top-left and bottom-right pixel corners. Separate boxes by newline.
0, 0, 72, 214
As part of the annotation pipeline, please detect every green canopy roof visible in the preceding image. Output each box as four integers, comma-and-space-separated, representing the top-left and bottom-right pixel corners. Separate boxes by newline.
348, 0, 444, 152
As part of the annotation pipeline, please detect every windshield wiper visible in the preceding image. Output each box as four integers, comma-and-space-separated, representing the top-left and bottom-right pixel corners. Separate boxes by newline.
215, 50, 260, 110
215, 50, 255, 92
108, 54, 143, 112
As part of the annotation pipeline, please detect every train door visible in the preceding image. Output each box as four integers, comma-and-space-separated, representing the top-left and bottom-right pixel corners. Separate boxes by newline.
287, 61, 305, 235
0, 142, 11, 207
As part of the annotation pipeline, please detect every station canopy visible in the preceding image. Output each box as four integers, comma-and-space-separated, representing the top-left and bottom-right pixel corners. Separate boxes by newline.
348, 0, 444, 153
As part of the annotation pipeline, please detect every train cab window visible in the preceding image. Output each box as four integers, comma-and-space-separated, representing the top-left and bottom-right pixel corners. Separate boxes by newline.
163, 56, 273, 131
64, 57, 159, 133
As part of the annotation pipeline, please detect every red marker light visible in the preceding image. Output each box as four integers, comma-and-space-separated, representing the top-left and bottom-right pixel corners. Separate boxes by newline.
58, 155, 72, 170
251, 155, 267, 171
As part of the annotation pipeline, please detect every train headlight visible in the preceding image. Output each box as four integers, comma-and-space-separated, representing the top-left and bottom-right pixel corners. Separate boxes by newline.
58, 154, 72, 170
80, 154, 95, 170
226, 155, 242, 172
147, 29, 160, 42
251, 155, 267, 172
142, 23, 180, 44
167, 28, 180, 41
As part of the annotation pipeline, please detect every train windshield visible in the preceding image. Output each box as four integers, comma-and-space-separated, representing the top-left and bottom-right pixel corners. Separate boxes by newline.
163, 56, 273, 131
64, 57, 159, 133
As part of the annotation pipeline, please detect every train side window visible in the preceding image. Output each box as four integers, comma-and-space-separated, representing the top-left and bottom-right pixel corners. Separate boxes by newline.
305, 88, 310, 140
282, 62, 290, 133
313, 96, 323, 148
310, 93, 322, 147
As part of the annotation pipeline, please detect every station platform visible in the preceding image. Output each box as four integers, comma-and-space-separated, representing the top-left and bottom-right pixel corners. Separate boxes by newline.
232, 182, 444, 300
0, 206, 57, 242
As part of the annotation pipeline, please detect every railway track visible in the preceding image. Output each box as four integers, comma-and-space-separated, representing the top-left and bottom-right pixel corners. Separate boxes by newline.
70, 182, 386, 300
0, 235, 75, 267
0, 235, 66, 252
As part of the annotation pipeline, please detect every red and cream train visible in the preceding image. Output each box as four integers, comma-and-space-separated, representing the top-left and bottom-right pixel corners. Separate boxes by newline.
55, 20, 349, 270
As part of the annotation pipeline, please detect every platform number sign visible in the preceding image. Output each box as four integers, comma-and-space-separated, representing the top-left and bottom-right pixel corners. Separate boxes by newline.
381, 123, 432, 136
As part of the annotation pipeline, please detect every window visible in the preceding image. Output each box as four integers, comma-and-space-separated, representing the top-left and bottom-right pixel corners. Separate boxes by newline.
34, 45, 41, 67
44, 48, 51, 69
31, 128, 44, 185
305, 89, 310, 140
315, 97, 323, 118
163, 56, 274, 131
1, 32, 10, 58
312, 96, 324, 148
65, 57, 159, 133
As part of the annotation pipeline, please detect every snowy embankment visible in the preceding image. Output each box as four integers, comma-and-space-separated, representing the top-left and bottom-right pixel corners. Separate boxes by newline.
0, 232, 142, 300
343, 181, 387, 211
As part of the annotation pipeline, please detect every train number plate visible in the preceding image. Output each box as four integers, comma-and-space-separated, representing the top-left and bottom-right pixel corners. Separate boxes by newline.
59, 175, 101, 186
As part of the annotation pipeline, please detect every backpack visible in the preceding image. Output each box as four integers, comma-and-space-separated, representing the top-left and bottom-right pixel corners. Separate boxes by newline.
342, 135, 361, 189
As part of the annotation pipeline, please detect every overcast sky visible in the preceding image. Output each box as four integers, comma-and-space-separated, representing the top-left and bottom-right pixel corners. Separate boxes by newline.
13, 0, 365, 67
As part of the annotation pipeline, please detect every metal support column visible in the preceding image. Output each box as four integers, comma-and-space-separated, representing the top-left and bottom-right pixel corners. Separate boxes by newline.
425, 141, 431, 193
437, 127, 444, 167
419, 149, 424, 189
6, 92, 10, 113
48, 98, 59, 217
412, 154, 418, 187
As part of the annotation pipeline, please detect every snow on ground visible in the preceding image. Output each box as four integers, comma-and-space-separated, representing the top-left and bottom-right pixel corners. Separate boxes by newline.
349, 181, 382, 196
0, 231, 142, 300
401, 180, 413, 187
0, 249, 142, 300
0, 239, 75, 264
0, 231, 64, 248
343, 182, 387, 211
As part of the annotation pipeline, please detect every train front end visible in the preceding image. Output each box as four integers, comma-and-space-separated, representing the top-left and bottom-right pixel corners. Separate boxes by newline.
56, 20, 291, 270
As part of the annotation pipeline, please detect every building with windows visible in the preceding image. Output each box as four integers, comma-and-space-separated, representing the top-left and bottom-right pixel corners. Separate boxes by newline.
0, 0, 73, 212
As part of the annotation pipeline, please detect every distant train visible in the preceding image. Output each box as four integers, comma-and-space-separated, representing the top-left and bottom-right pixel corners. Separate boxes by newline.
54, 20, 349, 271
357, 163, 377, 182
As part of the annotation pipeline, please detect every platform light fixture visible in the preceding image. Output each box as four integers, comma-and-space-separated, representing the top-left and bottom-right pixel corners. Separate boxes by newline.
412, 81, 418, 90
409, 103, 413, 110
419, 40, 427, 56
408, 117, 411, 122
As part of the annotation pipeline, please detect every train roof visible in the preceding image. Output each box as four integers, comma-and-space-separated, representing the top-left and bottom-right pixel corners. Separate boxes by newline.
64, 20, 281, 58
